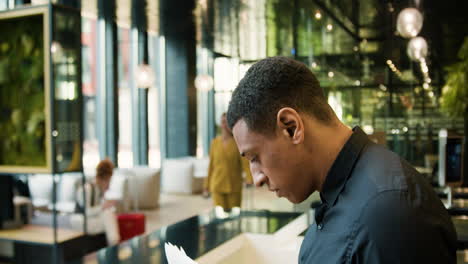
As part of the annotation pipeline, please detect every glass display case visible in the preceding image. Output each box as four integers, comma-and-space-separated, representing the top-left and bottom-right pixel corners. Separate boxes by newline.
0, 7, 51, 173
0, 5, 88, 264
0, 4, 82, 174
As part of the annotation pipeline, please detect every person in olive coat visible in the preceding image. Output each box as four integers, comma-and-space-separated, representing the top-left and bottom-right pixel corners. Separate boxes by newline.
204, 113, 252, 211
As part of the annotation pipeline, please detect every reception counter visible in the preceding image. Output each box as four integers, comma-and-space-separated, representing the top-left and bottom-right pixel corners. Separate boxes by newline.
84, 210, 301, 263
82, 207, 468, 264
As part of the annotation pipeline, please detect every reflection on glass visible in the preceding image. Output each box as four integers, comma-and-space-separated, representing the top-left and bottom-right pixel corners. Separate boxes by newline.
118, 244, 133, 260
53, 8, 82, 172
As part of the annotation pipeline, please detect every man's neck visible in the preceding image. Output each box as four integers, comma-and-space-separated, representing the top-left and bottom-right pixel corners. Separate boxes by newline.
315, 123, 353, 192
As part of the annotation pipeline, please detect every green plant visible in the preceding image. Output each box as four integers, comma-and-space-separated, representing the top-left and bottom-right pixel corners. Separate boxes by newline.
440, 36, 468, 182
0, 14, 46, 167
440, 36, 468, 117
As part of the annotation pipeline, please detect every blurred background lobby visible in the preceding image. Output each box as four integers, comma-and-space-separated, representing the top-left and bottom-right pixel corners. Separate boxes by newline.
0, 0, 467, 263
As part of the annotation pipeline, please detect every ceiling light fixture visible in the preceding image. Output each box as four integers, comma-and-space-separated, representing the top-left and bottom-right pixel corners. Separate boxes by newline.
315, 11, 322, 20
396, 8, 423, 38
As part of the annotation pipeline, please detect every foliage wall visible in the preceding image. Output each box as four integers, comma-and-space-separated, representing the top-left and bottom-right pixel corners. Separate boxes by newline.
0, 14, 47, 167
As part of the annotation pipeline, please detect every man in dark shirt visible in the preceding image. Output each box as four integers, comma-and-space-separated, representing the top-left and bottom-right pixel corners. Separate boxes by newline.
226, 56, 457, 263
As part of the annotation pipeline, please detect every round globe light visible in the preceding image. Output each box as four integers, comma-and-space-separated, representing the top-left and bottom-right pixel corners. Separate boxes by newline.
407, 37, 428, 61
136, 64, 155, 89
396, 8, 423, 38
195, 74, 214, 91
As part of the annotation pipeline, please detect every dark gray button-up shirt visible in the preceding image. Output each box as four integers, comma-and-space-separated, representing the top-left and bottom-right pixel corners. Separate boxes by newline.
299, 127, 457, 263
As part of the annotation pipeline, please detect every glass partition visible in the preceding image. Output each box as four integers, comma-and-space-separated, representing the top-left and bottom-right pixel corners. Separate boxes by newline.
52, 6, 82, 172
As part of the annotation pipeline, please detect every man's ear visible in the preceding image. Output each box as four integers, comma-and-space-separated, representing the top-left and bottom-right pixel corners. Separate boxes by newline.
276, 107, 304, 144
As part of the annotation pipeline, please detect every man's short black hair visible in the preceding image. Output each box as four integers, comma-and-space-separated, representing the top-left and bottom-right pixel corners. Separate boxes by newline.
227, 56, 333, 134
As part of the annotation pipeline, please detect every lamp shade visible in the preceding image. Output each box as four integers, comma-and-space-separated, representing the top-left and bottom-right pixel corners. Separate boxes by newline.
407, 37, 428, 61
397, 8, 423, 38
195, 74, 214, 91
136, 64, 155, 89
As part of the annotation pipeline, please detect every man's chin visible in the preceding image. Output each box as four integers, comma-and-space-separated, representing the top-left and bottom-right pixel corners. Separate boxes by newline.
286, 195, 303, 204
286, 192, 313, 204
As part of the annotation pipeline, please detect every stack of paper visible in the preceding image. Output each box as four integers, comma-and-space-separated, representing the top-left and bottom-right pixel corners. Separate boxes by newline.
165, 213, 308, 264
165, 242, 198, 264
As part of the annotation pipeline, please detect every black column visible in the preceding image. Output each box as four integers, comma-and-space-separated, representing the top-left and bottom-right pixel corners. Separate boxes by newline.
131, 0, 149, 165
160, 0, 197, 158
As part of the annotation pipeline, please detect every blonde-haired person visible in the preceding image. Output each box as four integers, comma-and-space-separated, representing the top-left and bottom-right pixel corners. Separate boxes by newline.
76, 158, 115, 213
204, 113, 253, 212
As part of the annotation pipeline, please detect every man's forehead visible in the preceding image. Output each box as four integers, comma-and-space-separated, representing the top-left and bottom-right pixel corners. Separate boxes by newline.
232, 118, 248, 133
232, 119, 274, 154
232, 120, 258, 148
232, 119, 252, 142
233, 118, 277, 139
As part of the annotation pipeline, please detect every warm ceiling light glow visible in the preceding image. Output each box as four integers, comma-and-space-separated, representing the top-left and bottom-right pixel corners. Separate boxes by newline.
407, 37, 428, 61
136, 64, 155, 89
195, 74, 214, 91
326, 24, 333, 31
396, 8, 423, 38
51, 41, 62, 54
328, 71, 334, 78
315, 11, 322, 20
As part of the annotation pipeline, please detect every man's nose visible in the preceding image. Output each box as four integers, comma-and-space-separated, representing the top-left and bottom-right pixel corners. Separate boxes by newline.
253, 172, 267, 187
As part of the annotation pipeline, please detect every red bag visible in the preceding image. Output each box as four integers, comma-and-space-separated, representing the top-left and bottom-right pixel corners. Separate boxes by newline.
117, 213, 145, 241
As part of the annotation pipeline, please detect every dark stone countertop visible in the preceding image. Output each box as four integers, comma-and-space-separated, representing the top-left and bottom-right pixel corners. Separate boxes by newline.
83, 210, 301, 264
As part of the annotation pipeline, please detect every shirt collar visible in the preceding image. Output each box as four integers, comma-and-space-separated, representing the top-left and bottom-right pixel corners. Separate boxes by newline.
320, 126, 370, 206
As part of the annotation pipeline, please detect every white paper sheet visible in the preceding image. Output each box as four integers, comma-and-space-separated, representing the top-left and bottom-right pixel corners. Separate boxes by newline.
165, 242, 199, 264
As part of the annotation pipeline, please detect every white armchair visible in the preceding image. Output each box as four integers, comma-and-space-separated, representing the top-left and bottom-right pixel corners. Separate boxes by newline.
161, 157, 209, 194
108, 167, 160, 211
28, 167, 161, 215
28, 173, 82, 213
28, 174, 53, 210
130, 166, 160, 209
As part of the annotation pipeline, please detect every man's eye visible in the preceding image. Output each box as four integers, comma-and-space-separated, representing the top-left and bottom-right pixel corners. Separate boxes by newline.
251, 156, 259, 163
